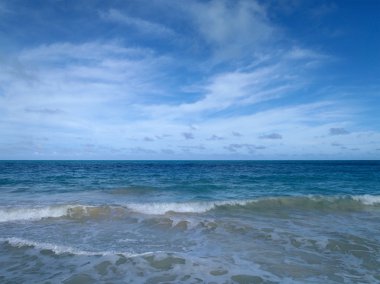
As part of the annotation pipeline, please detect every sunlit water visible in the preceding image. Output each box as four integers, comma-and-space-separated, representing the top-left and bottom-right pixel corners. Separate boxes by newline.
0, 161, 379, 283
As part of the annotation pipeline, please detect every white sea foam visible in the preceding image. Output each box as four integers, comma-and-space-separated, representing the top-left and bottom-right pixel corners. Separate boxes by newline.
0, 237, 99, 255
0, 237, 153, 257
125, 195, 380, 215
0, 195, 379, 222
352, 194, 380, 205
125, 200, 252, 215
0, 204, 120, 222
0, 205, 75, 222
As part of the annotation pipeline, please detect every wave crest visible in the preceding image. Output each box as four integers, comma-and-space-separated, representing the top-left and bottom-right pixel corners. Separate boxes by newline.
0, 205, 126, 223
125, 195, 380, 215
125, 200, 251, 215
0, 205, 74, 222
1, 237, 99, 255
0, 237, 149, 257
0, 195, 379, 222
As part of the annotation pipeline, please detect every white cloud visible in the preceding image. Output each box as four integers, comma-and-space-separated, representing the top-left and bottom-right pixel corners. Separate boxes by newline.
187, 0, 276, 61
0, 42, 374, 159
0, 41, 173, 140
141, 55, 307, 119
100, 8, 175, 37
286, 47, 329, 61
18, 42, 151, 62
1, 1, 379, 159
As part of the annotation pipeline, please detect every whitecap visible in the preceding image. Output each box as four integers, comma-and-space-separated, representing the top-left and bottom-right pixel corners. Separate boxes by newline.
0, 237, 154, 257
352, 194, 380, 205
125, 200, 252, 215
0, 205, 75, 222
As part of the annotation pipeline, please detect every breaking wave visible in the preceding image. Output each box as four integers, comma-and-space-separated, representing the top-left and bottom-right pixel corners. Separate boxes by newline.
0, 205, 126, 223
0, 195, 379, 222
0, 205, 75, 222
0, 237, 152, 257
125, 195, 380, 214
125, 199, 252, 214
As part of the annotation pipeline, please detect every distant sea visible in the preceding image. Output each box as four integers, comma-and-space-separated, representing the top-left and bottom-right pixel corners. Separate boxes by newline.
0, 161, 379, 283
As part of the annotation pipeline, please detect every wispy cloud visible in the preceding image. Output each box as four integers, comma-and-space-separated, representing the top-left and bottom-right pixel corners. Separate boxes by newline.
286, 47, 330, 61
207, 135, 224, 141
128, 147, 156, 154
259, 133, 282, 140
187, 0, 276, 62
232, 132, 242, 137
311, 3, 337, 18
225, 144, 266, 154
143, 60, 306, 118
143, 137, 154, 142
180, 145, 205, 153
24, 108, 65, 115
0, 0, 379, 159
182, 132, 194, 140
0, 41, 172, 128
161, 148, 175, 155
100, 9, 175, 37
329, 128, 350, 136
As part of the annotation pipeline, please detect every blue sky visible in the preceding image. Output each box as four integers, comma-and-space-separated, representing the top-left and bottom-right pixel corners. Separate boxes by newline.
0, 0, 379, 159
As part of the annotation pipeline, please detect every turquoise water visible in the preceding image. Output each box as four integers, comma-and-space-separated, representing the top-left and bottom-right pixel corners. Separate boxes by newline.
0, 161, 379, 283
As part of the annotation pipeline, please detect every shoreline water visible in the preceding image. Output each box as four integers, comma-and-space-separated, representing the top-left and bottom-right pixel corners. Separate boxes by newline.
1, 161, 379, 283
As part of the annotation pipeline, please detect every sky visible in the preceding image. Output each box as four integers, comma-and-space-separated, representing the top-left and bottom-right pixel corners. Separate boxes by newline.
0, 0, 379, 160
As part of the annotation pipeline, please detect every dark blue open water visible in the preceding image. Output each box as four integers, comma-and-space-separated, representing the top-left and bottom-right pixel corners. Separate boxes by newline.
0, 161, 379, 283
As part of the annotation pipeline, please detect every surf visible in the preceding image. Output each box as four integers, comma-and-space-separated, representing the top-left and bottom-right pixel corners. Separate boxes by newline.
1, 195, 379, 223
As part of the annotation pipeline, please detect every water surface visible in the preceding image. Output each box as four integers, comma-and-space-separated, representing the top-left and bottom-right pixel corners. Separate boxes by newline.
0, 161, 379, 283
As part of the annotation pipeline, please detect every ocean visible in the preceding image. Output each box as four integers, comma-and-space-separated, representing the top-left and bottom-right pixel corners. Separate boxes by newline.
0, 161, 379, 283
